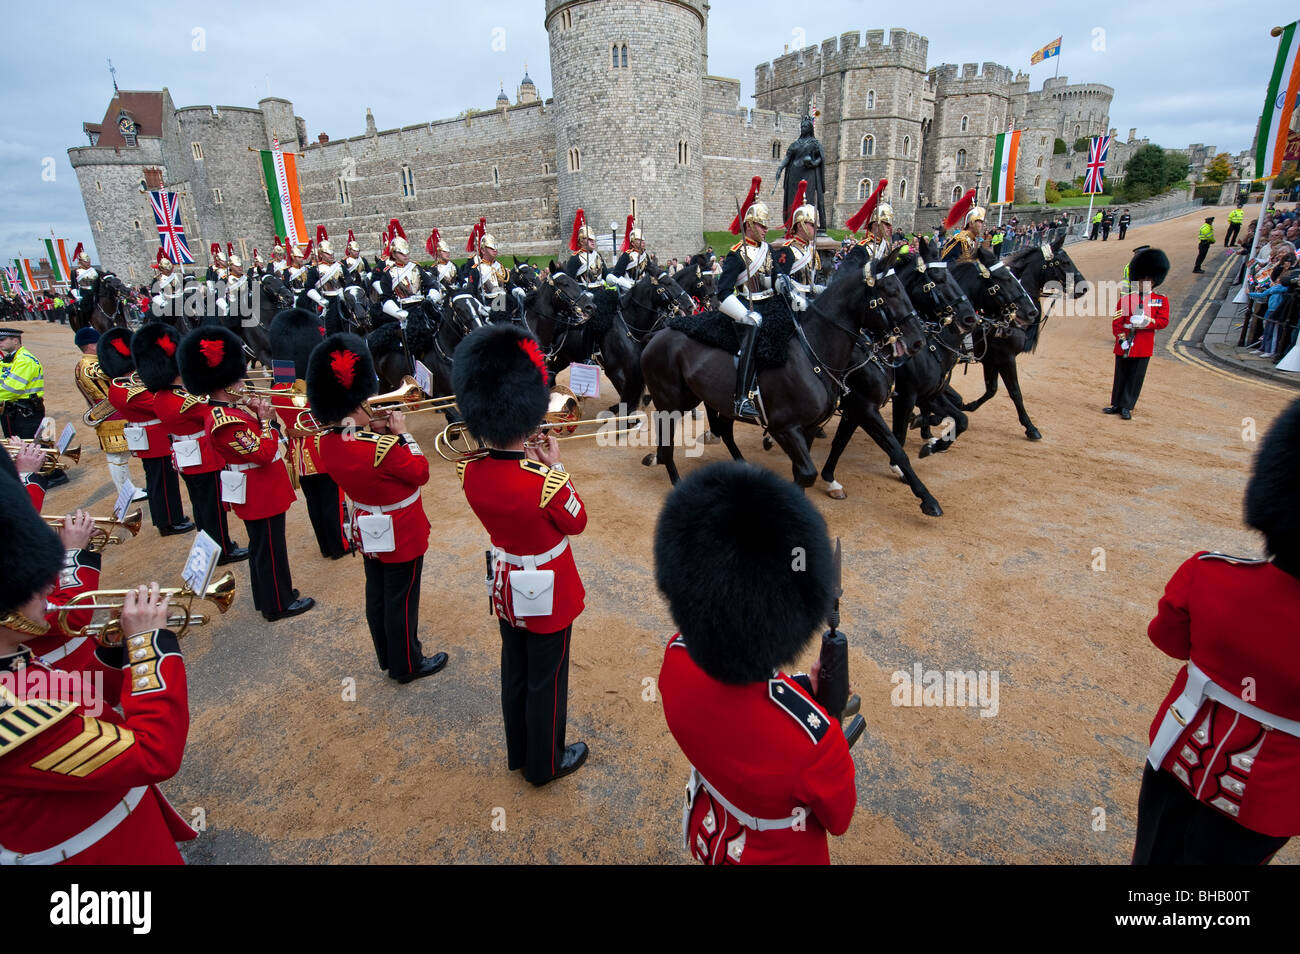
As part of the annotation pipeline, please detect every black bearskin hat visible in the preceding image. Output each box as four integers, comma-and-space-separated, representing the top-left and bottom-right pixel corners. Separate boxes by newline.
306, 332, 378, 424
0, 475, 65, 616
96, 328, 136, 379
654, 461, 834, 684
451, 324, 549, 447
131, 323, 183, 392
178, 326, 246, 395
1245, 397, 1300, 570
270, 307, 325, 380
1128, 247, 1170, 288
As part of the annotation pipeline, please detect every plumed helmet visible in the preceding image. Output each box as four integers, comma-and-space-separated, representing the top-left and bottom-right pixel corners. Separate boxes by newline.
966, 206, 987, 226
480, 232, 498, 252
271, 237, 285, 258
72, 242, 88, 265
0, 475, 65, 619
1245, 397, 1300, 569
1128, 247, 1170, 288
306, 332, 378, 424
791, 204, 818, 229
228, 254, 243, 270
629, 227, 643, 243
177, 326, 246, 395
654, 461, 834, 684
871, 202, 895, 226
131, 323, 183, 391
451, 324, 549, 447
271, 307, 326, 381
345, 229, 359, 254
744, 201, 771, 228
96, 328, 136, 379
389, 235, 410, 257
155, 248, 173, 271
316, 225, 332, 258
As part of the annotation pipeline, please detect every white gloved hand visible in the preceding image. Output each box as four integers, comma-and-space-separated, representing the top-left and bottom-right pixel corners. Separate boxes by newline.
426, 286, 444, 304
790, 291, 808, 312
1130, 314, 1151, 329
381, 299, 402, 320
307, 289, 326, 307
610, 275, 634, 291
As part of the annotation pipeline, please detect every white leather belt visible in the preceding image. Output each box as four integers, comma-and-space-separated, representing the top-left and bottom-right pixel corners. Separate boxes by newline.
170, 429, 204, 441
747, 290, 774, 301
0, 785, 147, 865
398, 295, 423, 305
493, 537, 568, 571
685, 766, 806, 836
350, 489, 421, 514
37, 636, 88, 666
132, 418, 162, 427
227, 447, 283, 472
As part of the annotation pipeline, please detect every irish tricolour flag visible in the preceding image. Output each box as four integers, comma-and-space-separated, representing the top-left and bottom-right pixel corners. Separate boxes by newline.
259, 138, 307, 245
990, 129, 1020, 205
1257, 21, 1300, 179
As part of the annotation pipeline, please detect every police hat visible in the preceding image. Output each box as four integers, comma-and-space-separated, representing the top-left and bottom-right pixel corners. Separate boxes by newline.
0, 475, 65, 617
73, 327, 100, 348
1245, 397, 1300, 571
177, 326, 246, 395
653, 461, 834, 684
451, 324, 549, 447
305, 332, 378, 424
96, 328, 136, 379
1128, 247, 1170, 287
0, 327, 22, 338
270, 307, 325, 380
131, 323, 183, 392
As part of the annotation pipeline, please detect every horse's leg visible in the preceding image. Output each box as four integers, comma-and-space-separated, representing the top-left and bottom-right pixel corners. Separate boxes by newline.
962, 352, 1000, 412
705, 407, 743, 461
768, 426, 817, 490
653, 407, 680, 484
998, 356, 1041, 441
819, 410, 859, 499
891, 382, 914, 448
861, 402, 943, 516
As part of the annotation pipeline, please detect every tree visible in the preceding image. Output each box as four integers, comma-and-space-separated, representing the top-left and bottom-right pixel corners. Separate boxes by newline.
1073, 137, 1090, 153
1162, 151, 1190, 188
1053, 138, 1067, 155
1204, 153, 1233, 183
1045, 183, 1062, 203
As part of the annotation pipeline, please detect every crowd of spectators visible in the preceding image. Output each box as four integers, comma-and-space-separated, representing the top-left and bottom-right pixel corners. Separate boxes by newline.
1234, 202, 1300, 366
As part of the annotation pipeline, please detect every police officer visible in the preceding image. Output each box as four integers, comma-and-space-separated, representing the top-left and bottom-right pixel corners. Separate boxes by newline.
1090, 209, 1103, 240
0, 327, 44, 439
656, 461, 857, 864
1225, 203, 1244, 247
1105, 247, 1170, 420
1193, 217, 1215, 273
451, 324, 589, 785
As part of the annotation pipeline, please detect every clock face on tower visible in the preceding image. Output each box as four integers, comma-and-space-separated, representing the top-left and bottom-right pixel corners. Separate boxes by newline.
118, 115, 135, 136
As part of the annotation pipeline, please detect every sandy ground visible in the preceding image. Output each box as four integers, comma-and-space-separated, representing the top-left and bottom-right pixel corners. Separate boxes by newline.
24, 205, 1298, 864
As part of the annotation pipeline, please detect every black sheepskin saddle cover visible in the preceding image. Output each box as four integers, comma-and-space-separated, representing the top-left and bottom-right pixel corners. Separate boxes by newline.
585, 287, 620, 341
366, 303, 441, 356
667, 296, 795, 370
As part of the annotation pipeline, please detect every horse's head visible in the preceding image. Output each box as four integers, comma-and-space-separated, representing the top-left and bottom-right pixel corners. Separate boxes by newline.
510, 262, 542, 295
450, 292, 490, 333
905, 237, 977, 333
833, 245, 924, 363
979, 247, 1040, 326
261, 274, 294, 310
641, 270, 693, 317
547, 272, 595, 324
1044, 235, 1089, 298
102, 274, 130, 299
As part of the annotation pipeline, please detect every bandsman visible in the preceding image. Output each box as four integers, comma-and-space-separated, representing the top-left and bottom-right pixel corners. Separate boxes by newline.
717, 176, 775, 421
72, 326, 142, 501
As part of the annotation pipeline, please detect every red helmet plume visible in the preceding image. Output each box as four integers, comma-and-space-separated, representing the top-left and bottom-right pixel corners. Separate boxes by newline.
569, 208, 587, 253
783, 179, 808, 235
316, 225, 328, 245
729, 176, 762, 235
845, 179, 889, 234
944, 189, 977, 231
466, 217, 486, 254
620, 215, 636, 253
387, 218, 405, 240
426, 229, 439, 257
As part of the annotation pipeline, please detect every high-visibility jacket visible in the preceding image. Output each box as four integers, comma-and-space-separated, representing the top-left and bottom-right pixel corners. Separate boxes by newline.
991, 232, 1003, 247
0, 346, 44, 403
1198, 223, 1215, 243
1093, 212, 1103, 224
1228, 208, 1244, 224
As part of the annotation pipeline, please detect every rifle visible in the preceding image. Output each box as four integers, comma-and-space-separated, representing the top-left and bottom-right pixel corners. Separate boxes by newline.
816, 538, 865, 748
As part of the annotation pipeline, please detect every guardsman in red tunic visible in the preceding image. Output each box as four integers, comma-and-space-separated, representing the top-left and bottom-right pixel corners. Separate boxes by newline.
0, 477, 196, 864
23, 511, 103, 677
178, 327, 314, 622
307, 332, 448, 684
2, 440, 48, 510
131, 324, 247, 565
451, 324, 589, 785
1134, 398, 1300, 865
100, 328, 193, 536
656, 461, 857, 864
1104, 247, 1170, 421
270, 307, 350, 560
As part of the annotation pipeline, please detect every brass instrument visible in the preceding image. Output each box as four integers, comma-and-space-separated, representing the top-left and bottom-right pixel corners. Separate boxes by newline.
7, 439, 81, 475
43, 508, 143, 552
368, 376, 457, 418
49, 572, 237, 646
239, 384, 309, 408
433, 412, 647, 462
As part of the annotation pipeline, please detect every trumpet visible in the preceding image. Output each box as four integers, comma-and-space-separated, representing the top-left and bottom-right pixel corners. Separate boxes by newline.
7, 440, 80, 474
434, 412, 647, 462
43, 508, 143, 551
49, 572, 238, 646
368, 376, 457, 418
238, 384, 308, 407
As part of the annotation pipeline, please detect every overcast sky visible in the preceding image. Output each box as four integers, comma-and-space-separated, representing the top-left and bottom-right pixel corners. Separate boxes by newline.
0, 0, 1283, 267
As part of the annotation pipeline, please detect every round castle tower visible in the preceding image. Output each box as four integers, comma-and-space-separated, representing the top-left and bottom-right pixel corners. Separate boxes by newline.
545, 0, 705, 259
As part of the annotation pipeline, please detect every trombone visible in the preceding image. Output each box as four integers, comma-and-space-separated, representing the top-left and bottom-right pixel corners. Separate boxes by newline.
43, 508, 142, 552
238, 383, 309, 408
368, 376, 457, 418
49, 572, 237, 646
433, 413, 647, 462
7, 439, 81, 475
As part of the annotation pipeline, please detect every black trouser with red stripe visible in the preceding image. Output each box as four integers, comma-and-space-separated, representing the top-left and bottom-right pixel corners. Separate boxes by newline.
245, 512, 293, 613
141, 455, 185, 529
181, 470, 238, 554
300, 473, 349, 558
363, 555, 425, 677
498, 619, 571, 784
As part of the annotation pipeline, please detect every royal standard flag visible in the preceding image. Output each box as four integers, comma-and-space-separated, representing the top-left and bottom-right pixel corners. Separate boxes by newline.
1031, 37, 1062, 66
990, 130, 1021, 205
1257, 21, 1300, 180
259, 137, 308, 246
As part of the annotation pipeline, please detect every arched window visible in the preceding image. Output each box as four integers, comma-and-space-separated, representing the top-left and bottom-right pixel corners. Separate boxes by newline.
866, 90, 875, 109
899, 179, 908, 200
1074, 124, 1080, 138
493, 165, 500, 187
902, 135, 911, 157
858, 178, 872, 200
951, 185, 962, 203
956, 149, 967, 170
861, 135, 874, 157
1034, 175, 1041, 187
622, 44, 628, 68
612, 43, 627, 68
133, 219, 141, 230
772, 141, 781, 159
612, 45, 619, 68
567, 148, 581, 173
1036, 155, 1043, 168
960, 115, 969, 132
677, 140, 690, 166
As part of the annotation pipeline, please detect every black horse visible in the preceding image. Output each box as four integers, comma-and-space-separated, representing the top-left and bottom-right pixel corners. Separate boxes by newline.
73, 273, 133, 333
641, 245, 924, 488
521, 269, 597, 378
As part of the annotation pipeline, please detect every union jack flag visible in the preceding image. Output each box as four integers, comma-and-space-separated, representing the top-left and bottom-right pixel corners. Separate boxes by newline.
149, 190, 194, 264
1084, 135, 1112, 195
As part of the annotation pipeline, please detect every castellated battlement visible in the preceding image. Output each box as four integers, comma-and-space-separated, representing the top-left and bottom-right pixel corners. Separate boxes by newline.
930, 62, 1014, 90
755, 28, 928, 92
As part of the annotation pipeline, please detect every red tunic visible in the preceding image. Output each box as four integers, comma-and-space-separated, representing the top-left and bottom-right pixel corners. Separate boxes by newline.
0, 630, 197, 864
660, 635, 857, 864
204, 402, 296, 521
314, 428, 430, 563
269, 383, 325, 477
27, 547, 103, 680
151, 388, 223, 475
459, 451, 586, 632
106, 374, 172, 458
19, 473, 44, 511
1146, 552, 1300, 836
1112, 292, 1170, 358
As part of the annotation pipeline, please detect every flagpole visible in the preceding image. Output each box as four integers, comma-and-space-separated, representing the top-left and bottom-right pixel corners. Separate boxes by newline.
1083, 191, 1095, 239
1242, 179, 1274, 271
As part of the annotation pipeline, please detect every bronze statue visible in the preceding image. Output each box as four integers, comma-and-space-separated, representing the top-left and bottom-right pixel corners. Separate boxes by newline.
774, 115, 827, 231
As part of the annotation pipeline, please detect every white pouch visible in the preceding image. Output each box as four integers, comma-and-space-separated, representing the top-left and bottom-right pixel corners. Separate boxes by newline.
220, 470, 247, 504
508, 569, 555, 618
173, 439, 202, 470
356, 513, 396, 554
124, 424, 149, 451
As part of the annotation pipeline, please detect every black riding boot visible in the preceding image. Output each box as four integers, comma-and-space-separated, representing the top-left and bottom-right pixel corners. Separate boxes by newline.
733, 321, 761, 420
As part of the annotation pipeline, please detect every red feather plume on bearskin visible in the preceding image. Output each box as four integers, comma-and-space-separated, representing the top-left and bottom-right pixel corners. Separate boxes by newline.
198, 338, 224, 368
330, 348, 358, 388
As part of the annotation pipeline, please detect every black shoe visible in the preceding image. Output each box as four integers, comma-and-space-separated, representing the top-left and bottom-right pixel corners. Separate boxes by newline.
393, 652, 448, 684
1120, 408, 1132, 420
159, 519, 195, 536
217, 546, 250, 565
1102, 406, 1120, 414
45, 470, 70, 488
1192, 269, 1204, 274
532, 743, 589, 786
262, 596, 315, 621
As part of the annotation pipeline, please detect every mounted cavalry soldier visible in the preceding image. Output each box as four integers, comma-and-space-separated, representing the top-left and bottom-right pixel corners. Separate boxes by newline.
426, 229, 459, 295
464, 219, 510, 318
149, 249, 185, 320
218, 250, 253, 324
379, 218, 439, 326
564, 209, 607, 291
718, 176, 776, 421
342, 229, 368, 286
772, 180, 823, 307
940, 190, 986, 264
612, 215, 651, 285
205, 242, 227, 289
267, 236, 288, 279
69, 243, 101, 327
251, 247, 265, 276
305, 226, 348, 334
285, 240, 312, 305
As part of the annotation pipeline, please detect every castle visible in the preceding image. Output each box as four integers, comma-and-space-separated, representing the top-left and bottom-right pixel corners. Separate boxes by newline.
70, 1, 1148, 284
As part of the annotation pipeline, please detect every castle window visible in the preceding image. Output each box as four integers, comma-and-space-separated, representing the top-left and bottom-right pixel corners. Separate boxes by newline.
133, 220, 140, 230
139, 178, 147, 192
677, 140, 690, 166
858, 178, 872, 200
960, 115, 969, 132
493, 165, 500, 187
772, 141, 781, 159
338, 177, 350, 205
1074, 124, 1080, 138
1040, 136, 1047, 146
951, 186, 962, 203
956, 149, 967, 170
560, 9, 572, 29
1036, 155, 1043, 168
899, 179, 908, 200
612, 43, 627, 69
400, 164, 416, 198
903, 135, 911, 157
567, 148, 581, 173
1034, 175, 1041, 187
542, 197, 548, 211
543, 162, 550, 174
95, 220, 103, 233
861, 135, 874, 157
191, 142, 203, 160
95, 180, 101, 193
212, 188, 223, 205
866, 90, 875, 110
